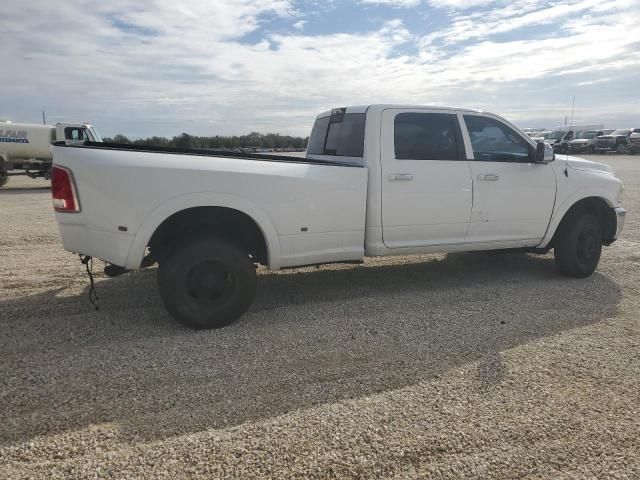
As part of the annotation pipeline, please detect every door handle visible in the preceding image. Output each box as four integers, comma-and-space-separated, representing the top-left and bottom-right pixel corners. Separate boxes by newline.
389, 174, 413, 181
478, 174, 499, 181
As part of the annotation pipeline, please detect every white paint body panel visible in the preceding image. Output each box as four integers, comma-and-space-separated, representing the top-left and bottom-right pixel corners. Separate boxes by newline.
51, 105, 624, 271
52, 146, 368, 269
380, 108, 472, 248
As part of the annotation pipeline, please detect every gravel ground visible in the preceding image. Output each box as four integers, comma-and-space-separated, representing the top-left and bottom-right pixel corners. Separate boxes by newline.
1, 155, 639, 479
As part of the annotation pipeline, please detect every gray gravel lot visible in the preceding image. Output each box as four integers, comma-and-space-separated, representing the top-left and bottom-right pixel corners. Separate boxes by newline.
1, 155, 639, 479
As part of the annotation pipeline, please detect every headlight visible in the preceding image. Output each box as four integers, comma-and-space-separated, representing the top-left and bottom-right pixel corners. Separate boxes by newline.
618, 184, 624, 204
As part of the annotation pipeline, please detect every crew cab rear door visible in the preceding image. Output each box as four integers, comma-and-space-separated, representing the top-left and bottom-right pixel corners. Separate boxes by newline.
461, 113, 556, 245
380, 108, 472, 248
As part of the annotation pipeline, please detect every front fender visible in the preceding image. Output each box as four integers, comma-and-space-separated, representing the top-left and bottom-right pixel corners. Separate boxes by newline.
124, 192, 281, 270
539, 187, 617, 248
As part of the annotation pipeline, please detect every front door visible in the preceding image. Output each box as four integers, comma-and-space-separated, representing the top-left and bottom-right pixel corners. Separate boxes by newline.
381, 109, 472, 248
461, 114, 557, 245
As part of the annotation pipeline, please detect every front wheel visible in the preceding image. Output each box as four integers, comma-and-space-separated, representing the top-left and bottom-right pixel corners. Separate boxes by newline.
617, 143, 629, 154
554, 213, 602, 278
158, 237, 257, 329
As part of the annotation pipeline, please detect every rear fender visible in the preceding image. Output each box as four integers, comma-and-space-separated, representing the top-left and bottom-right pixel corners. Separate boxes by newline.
125, 192, 281, 270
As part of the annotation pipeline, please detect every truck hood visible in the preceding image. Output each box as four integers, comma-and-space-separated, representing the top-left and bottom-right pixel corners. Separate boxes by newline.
561, 155, 613, 174
569, 138, 591, 144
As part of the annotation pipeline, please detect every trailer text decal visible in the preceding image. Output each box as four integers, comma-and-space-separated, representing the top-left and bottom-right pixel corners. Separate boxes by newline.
0, 130, 29, 143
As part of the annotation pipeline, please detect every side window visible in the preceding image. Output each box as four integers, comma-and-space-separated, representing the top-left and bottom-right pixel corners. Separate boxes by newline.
307, 113, 365, 158
463, 115, 531, 162
64, 127, 87, 141
566, 131, 573, 141
394, 112, 462, 160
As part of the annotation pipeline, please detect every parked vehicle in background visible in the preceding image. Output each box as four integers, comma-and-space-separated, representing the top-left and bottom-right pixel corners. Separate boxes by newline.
523, 128, 548, 137
0, 121, 102, 187
529, 130, 551, 143
628, 128, 640, 154
545, 124, 604, 154
595, 129, 632, 154
568, 129, 608, 154
51, 105, 625, 329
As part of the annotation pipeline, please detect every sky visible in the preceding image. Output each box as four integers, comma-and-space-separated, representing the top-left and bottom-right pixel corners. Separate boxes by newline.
1, 0, 639, 138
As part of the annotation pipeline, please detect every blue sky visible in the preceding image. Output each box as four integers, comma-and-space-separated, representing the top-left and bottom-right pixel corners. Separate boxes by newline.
1, 0, 639, 138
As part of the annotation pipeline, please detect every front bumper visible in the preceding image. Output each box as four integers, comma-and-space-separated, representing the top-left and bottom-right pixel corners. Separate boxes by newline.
568, 144, 590, 153
613, 207, 626, 241
596, 142, 614, 151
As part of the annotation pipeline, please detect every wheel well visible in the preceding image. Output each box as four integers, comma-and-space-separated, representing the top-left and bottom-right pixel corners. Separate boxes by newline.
147, 207, 268, 265
552, 197, 616, 245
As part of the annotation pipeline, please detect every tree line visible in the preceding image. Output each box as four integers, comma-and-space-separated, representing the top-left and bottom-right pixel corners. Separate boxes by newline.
103, 132, 309, 150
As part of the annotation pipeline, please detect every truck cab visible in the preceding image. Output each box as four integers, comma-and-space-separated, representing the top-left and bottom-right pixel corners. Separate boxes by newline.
56, 123, 102, 144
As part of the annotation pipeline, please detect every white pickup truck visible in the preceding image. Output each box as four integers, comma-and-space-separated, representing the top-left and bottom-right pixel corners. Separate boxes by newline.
51, 105, 626, 329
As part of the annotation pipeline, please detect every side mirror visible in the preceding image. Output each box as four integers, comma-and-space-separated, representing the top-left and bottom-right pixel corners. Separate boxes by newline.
535, 142, 554, 163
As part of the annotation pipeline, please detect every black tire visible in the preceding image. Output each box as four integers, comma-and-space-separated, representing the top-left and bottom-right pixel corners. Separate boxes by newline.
616, 143, 629, 154
554, 212, 602, 278
157, 237, 257, 329
0, 170, 8, 187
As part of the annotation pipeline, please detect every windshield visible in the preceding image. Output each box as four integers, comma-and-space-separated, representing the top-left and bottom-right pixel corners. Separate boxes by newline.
88, 127, 103, 142
547, 130, 566, 140
610, 129, 630, 136
577, 131, 597, 139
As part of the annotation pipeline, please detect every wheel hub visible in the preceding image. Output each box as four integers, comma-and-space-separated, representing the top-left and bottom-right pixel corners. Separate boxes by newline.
577, 232, 597, 262
186, 261, 235, 306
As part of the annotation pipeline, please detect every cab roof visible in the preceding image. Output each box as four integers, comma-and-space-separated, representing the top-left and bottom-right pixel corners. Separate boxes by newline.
316, 104, 486, 119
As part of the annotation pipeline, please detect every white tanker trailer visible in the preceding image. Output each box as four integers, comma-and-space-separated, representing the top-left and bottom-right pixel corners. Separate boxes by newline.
0, 121, 102, 187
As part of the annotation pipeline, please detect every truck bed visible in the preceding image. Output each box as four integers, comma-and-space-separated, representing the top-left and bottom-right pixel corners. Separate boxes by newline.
64, 142, 361, 168
51, 142, 368, 270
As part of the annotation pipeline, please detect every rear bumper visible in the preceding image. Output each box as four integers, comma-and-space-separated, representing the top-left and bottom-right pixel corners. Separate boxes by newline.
612, 207, 626, 242
56, 220, 134, 267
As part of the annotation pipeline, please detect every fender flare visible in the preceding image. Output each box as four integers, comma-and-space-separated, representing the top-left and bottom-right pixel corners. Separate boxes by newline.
539, 189, 616, 248
124, 192, 281, 270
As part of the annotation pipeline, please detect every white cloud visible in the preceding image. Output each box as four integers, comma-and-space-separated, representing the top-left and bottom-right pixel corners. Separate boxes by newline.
293, 20, 307, 30
360, 0, 421, 6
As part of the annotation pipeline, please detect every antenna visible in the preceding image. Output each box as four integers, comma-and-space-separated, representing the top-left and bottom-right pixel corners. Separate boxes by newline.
42, 110, 46, 125
569, 94, 575, 127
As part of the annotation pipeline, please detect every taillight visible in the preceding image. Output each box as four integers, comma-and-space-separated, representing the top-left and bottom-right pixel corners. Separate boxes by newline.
51, 165, 80, 213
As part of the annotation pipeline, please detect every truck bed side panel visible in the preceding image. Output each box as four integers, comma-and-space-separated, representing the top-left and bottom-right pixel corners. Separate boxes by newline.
52, 145, 368, 269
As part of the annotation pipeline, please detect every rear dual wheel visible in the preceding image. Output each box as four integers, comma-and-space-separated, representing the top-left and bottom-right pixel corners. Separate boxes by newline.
158, 237, 257, 329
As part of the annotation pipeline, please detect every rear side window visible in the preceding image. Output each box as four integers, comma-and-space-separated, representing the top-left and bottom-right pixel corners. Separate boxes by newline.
307, 117, 330, 155
394, 113, 462, 160
307, 113, 365, 158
